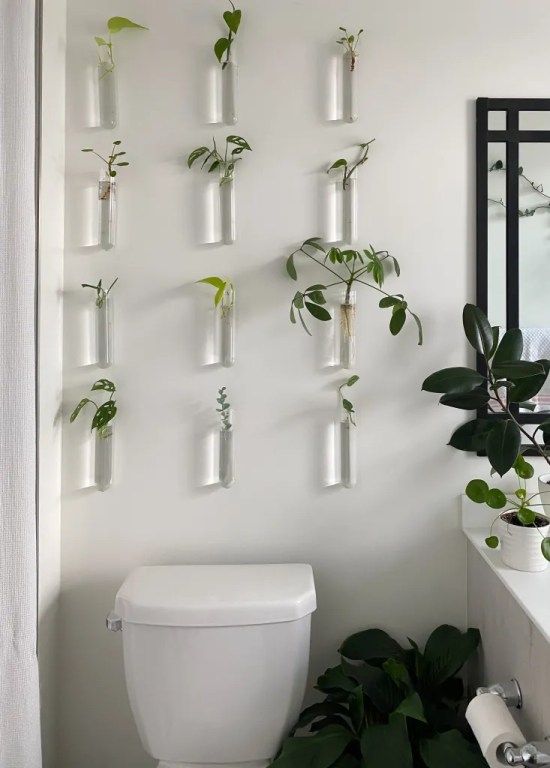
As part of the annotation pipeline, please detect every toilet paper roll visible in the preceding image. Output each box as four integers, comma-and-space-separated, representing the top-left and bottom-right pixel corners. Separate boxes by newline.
466, 693, 525, 768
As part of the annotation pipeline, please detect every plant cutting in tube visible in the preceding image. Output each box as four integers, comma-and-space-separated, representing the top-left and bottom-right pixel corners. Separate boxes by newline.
286, 238, 423, 345
70, 379, 117, 437
216, 387, 234, 488
95, 16, 148, 77
328, 140, 374, 191
328, 140, 374, 241
82, 141, 128, 250
336, 26, 364, 71
423, 303, 550, 561
81, 140, 130, 178
338, 375, 359, 489
339, 375, 359, 426
336, 27, 364, 123
187, 135, 251, 184
214, 1, 241, 69
82, 278, 118, 369
214, 1, 241, 124
197, 276, 236, 367
81, 277, 118, 308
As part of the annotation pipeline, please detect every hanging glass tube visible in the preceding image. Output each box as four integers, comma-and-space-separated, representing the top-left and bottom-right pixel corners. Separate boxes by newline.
98, 170, 117, 251
97, 61, 118, 129
219, 285, 235, 367
96, 295, 113, 369
220, 172, 236, 244
342, 52, 358, 123
339, 289, 356, 368
221, 50, 238, 125
95, 425, 113, 492
219, 418, 235, 488
342, 170, 358, 243
340, 416, 357, 489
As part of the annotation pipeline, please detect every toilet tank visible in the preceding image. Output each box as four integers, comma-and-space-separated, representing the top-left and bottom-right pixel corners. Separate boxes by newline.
112, 564, 316, 765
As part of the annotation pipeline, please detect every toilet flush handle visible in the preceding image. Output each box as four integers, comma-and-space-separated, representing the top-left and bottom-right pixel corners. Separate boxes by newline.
106, 611, 122, 632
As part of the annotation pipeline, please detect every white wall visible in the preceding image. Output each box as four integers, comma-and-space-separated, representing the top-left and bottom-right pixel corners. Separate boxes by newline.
57, 1, 550, 765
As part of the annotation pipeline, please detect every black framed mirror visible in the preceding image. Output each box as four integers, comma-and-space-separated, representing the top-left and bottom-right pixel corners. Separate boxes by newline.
477, 97, 550, 428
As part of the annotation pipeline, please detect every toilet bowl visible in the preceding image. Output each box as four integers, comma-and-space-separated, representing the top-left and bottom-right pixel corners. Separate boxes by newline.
109, 563, 316, 768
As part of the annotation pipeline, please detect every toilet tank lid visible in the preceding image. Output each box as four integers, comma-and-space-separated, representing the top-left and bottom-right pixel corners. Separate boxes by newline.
114, 564, 317, 627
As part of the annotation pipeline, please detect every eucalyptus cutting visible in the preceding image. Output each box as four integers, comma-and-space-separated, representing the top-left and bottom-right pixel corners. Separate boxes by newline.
217, 387, 232, 431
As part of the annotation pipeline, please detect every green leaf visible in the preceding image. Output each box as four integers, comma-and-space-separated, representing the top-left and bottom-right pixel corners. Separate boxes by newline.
541, 538, 550, 562
342, 399, 353, 413
486, 488, 507, 509
214, 37, 229, 63
486, 535, 500, 549
439, 389, 490, 410
514, 454, 534, 480
187, 146, 209, 168
91, 378, 115, 393
489, 326, 500, 358
379, 296, 401, 309
91, 401, 116, 432
448, 418, 492, 451
303, 237, 326, 252
305, 302, 331, 321
214, 285, 225, 306
393, 692, 427, 723
422, 625, 480, 685
308, 291, 326, 305
420, 730, 487, 768
107, 16, 148, 33
346, 375, 359, 387
509, 374, 547, 403
316, 665, 358, 694
291, 702, 349, 734
383, 658, 412, 689
462, 304, 494, 358
286, 254, 297, 280
517, 506, 536, 525
197, 276, 225, 290
70, 398, 92, 423
486, 421, 521, 477
410, 311, 423, 346
328, 159, 348, 172
361, 714, 413, 768
341, 659, 402, 713
465, 479, 489, 504
493, 328, 523, 365
422, 367, 484, 395
223, 9, 241, 33
293, 292, 304, 309
389, 308, 406, 336
271, 726, 353, 768
95, 36, 108, 46
492, 360, 546, 380
348, 685, 364, 733
340, 629, 404, 662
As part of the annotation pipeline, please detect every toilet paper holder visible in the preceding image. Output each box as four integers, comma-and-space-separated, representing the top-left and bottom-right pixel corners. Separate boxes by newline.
499, 738, 550, 766
476, 679, 523, 710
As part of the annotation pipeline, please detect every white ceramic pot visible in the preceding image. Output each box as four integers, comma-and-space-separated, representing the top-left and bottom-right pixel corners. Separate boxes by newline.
538, 473, 550, 517
499, 512, 550, 572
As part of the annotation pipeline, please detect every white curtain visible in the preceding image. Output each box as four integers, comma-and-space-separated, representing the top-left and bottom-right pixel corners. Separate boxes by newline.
0, 0, 42, 766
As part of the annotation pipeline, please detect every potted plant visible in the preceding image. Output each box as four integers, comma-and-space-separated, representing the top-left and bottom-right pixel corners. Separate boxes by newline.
286, 238, 422, 368
188, 135, 252, 244
81, 140, 129, 251
336, 27, 364, 123
214, 1, 242, 124
338, 375, 359, 488
94, 16, 148, 129
197, 276, 235, 367
271, 624, 485, 768
81, 278, 118, 368
327, 140, 374, 243
216, 387, 234, 488
70, 379, 117, 492
422, 303, 550, 571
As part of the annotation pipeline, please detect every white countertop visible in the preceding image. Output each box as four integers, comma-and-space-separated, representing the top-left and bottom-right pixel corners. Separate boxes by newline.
462, 496, 550, 645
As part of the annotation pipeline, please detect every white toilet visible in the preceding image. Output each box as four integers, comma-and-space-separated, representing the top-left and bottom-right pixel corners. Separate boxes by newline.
108, 563, 316, 768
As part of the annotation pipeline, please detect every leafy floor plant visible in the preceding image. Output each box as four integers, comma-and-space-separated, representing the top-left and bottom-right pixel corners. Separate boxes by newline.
272, 624, 484, 768
82, 140, 129, 178
95, 17, 148, 76
214, 1, 241, 67
328, 140, 374, 190
422, 303, 550, 560
286, 238, 422, 342
336, 27, 364, 71
81, 277, 118, 308
187, 135, 251, 184
70, 379, 117, 438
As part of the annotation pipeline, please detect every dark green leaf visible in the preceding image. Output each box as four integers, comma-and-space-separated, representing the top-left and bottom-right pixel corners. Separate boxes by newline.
486, 421, 521, 477
308, 291, 326, 305
492, 360, 546, 380
493, 328, 523, 365
465, 479, 489, 503
286, 253, 297, 280
420, 730, 487, 768
223, 9, 241, 33
328, 159, 348, 172
346, 375, 359, 387
91, 378, 115, 392
291, 702, 349, 734
70, 398, 91, 423
303, 237, 326, 252
486, 536, 499, 549
340, 629, 404, 662
541, 538, 550, 562
271, 726, 353, 768
422, 625, 480, 685
486, 488, 507, 509
517, 507, 536, 525
305, 302, 331, 321
422, 368, 484, 395
439, 389, 490, 410
316, 665, 357, 695
448, 418, 492, 451
379, 296, 401, 308
389, 308, 406, 336
509, 374, 547, 403
348, 686, 364, 733
462, 304, 494, 358
382, 658, 412, 689
489, 326, 500, 358
361, 714, 413, 768
214, 37, 229, 63
187, 146, 209, 167
341, 659, 402, 713
91, 401, 116, 432
393, 692, 427, 723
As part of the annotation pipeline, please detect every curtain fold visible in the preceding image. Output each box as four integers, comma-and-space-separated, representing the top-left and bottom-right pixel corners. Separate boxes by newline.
0, 0, 42, 766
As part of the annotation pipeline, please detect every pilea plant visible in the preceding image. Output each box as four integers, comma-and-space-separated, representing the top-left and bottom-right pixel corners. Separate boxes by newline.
272, 624, 484, 768
216, 387, 231, 431
70, 379, 117, 438
466, 457, 550, 559
336, 27, 364, 70
81, 140, 129, 178
214, 1, 242, 67
95, 17, 148, 76
187, 135, 251, 184
339, 375, 359, 425
197, 276, 234, 308
489, 159, 550, 217
286, 238, 423, 342
328, 140, 374, 189
422, 304, 550, 560
81, 277, 118, 308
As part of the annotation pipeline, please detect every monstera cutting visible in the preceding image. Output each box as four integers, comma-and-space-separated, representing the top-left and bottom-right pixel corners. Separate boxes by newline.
271, 624, 484, 768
